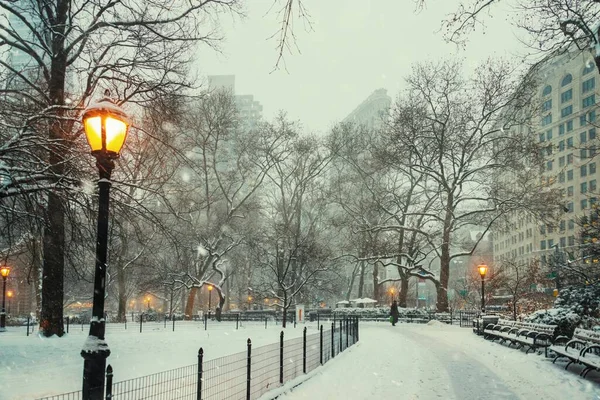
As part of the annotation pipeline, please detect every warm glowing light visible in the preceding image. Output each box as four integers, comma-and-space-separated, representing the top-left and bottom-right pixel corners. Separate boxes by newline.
0, 266, 9, 278
389, 288, 395, 294
208, 285, 213, 292
478, 264, 488, 278
82, 94, 130, 157
7, 290, 13, 298
248, 296, 253, 302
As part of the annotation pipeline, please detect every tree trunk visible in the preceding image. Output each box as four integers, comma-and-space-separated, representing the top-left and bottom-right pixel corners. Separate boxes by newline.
282, 294, 288, 328
437, 200, 454, 312
357, 261, 365, 298
398, 274, 409, 308
184, 287, 198, 320
116, 263, 127, 322
372, 262, 379, 302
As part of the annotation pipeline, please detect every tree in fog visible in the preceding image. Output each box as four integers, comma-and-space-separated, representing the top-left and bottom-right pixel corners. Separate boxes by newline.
0, 0, 240, 336
383, 59, 559, 312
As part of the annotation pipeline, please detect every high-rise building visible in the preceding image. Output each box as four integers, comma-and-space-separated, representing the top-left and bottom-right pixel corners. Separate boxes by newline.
492, 50, 600, 269
207, 75, 263, 129
342, 88, 391, 130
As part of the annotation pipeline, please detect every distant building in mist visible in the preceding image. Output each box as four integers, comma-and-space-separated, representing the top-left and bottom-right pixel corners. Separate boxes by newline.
342, 88, 392, 130
207, 75, 263, 129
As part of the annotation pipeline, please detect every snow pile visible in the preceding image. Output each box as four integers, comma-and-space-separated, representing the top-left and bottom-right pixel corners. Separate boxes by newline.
426, 320, 444, 327
526, 284, 600, 337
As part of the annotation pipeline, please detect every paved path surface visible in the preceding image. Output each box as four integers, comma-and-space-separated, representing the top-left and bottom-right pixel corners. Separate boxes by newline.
275, 322, 600, 400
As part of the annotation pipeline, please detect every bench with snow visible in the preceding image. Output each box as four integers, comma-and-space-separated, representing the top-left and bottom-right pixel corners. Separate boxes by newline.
483, 320, 557, 355
550, 328, 600, 378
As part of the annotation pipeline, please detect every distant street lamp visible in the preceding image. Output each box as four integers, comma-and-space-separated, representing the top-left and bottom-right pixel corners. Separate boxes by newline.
7, 290, 13, 315
0, 266, 10, 331
208, 285, 213, 311
146, 296, 151, 310
389, 287, 395, 303
80, 91, 130, 400
478, 264, 488, 314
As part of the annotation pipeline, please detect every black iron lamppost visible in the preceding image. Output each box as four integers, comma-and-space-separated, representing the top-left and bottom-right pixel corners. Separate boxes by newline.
7, 290, 13, 315
389, 287, 395, 304
208, 285, 213, 311
0, 266, 10, 331
80, 91, 130, 400
478, 264, 488, 314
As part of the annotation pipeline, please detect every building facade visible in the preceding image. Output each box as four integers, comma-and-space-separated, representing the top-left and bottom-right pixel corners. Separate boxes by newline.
493, 50, 600, 269
342, 88, 391, 130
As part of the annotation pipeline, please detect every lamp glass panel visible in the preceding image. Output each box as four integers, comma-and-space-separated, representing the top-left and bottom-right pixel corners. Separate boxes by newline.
478, 266, 487, 276
0, 267, 9, 277
105, 117, 128, 154
84, 116, 103, 152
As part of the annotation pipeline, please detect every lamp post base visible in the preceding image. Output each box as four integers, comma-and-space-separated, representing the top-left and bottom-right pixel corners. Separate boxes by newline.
81, 343, 110, 400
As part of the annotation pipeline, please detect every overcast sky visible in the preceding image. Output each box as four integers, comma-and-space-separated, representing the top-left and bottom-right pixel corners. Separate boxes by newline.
195, 1, 528, 133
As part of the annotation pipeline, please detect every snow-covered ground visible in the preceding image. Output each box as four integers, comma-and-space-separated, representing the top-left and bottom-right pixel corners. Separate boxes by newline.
274, 321, 600, 400
3, 320, 600, 400
0, 320, 307, 400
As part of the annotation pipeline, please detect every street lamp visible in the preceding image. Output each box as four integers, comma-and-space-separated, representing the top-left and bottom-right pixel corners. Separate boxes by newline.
0, 266, 10, 331
208, 285, 213, 311
146, 296, 151, 310
7, 290, 13, 315
389, 287, 395, 303
478, 264, 488, 314
80, 91, 130, 400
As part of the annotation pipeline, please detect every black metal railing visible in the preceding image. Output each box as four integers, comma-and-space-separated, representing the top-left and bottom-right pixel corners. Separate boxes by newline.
36, 317, 359, 400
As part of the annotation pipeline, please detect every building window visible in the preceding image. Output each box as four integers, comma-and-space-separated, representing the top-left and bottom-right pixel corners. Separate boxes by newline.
584, 63, 595, 75
567, 137, 574, 148
567, 202, 574, 212
543, 85, 552, 96
559, 156, 565, 167
581, 131, 588, 143
540, 240, 547, 250
591, 179, 597, 192
559, 171, 565, 182
567, 153, 574, 164
591, 110, 597, 122
581, 148, 588, 159
547, 160, 553, 171
542, 114, 553, 126
569, 236, 575, 246
539, 133, 545, 142
548, 239, 555, 248
583, 77, 596, 93
583, 94, 596, 108
568, 169, 574, 180
591, 162, 597, 174
558, 140, 565, 151
560, 237, 567, 247
569, 219, 575, 229
590, 128, 596, 140
582, 182, 588, 193
581, 114, 588, 126
590, 147, 597, 158
546, 129, 553, 140
559, 124, 565, 135
561, 105, 573, 118
561, 89, 573, 103
581, 164, 588, 177
568, 186, 574, 196
582, 199, 588, 210
560, 220, 566, 231
562, 74, 573, 87
542, 99, 552, 112
567, 119, 574, 131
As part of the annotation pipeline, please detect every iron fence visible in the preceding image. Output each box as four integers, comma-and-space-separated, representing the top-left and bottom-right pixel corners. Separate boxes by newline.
36, 317, 359, 400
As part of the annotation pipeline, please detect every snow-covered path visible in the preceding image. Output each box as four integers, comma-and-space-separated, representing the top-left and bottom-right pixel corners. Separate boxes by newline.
276, 322, 600, 400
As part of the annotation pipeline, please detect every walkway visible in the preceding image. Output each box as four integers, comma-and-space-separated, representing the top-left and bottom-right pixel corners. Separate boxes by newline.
274, 322, 600, 400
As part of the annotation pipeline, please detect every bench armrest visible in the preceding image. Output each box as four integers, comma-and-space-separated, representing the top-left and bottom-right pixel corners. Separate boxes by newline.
534, 332, 553, 344
553, 335, 570, 346
581, 344, 600, 358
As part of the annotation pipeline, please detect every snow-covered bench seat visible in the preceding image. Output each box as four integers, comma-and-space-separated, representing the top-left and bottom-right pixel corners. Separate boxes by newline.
484, 320, 557, 355
551, 328, 600, 377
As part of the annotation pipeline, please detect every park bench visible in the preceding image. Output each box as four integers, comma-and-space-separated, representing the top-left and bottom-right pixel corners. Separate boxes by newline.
484, 320, 557, 355
551, 328, 600, 377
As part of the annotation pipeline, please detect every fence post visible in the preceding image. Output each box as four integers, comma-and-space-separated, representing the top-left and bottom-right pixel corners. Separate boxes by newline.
82, 319, 84, 331
236, 313, 239, 330
356, 316, 359, 342
197, 348, 203, 400
303, 327, 307, 373
294, 312, 296, 328
339, 319, 342, 353
26, 316, 30, 336
346, 318, 349, 349
164, 315, 167, 329
105, 364, 113, 400
331, 323, 335, 358
459, 311, 462, 327
319, 325, 323, 365
204, 313, 208, 331
140, 313, 143, 333
173, 316, 176, 332
450, 309, 453, 325
317, 313, 320, 329
265, 316, 267, 329
125, 317, 127, 330
279, 331, 284, 384
246, 339, 251, 400
66, 316, 70, 334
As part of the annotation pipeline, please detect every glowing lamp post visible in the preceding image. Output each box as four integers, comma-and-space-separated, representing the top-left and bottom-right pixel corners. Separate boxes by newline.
0, 266, 10, 331
208, 285, 213, 311
7, 290, 13, 315
80, 91, 130, 400
389, 288, 395, 303
478, 264, 488, 314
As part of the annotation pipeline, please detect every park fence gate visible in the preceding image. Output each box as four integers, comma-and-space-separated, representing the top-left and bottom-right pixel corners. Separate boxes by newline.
37, 317, 359, 400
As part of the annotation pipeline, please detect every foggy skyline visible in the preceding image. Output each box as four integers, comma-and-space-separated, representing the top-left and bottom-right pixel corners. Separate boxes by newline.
195, 1, 529, 133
